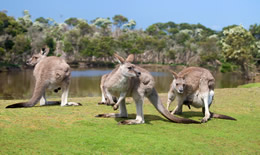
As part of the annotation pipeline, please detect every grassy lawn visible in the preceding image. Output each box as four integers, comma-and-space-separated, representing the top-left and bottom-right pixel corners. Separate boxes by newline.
0, 88, 259, 154
238, 82, 260, 88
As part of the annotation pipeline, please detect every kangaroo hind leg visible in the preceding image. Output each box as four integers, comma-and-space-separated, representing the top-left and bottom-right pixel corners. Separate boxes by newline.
96, 98, 128, 118
61, 79, 81, 106
118, 93, 145, 125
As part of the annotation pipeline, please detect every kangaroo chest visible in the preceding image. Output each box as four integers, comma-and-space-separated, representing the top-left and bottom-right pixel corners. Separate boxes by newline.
108, 76, 130, 93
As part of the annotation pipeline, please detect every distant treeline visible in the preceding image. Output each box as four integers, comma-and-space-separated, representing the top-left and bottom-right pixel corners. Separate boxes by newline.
0, 10, 259, 77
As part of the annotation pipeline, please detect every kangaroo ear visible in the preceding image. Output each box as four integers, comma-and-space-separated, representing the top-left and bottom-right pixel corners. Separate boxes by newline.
125, 54, 134, 63
43, 47, 50, 56
114, 53, 125, 64
40, 48, 45, 55
169, 70, 178, 79
40, 46, 50, 56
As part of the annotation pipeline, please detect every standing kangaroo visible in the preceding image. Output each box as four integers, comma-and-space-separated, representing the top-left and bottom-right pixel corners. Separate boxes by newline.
167, 67, 236, 123
6, 47, 81, 108
96, 54, 200, 124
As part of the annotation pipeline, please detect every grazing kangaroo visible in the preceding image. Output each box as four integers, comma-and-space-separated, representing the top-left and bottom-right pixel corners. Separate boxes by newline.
166, 67, 236, 123
96, 54, 200, 124
6, 47, 81, 108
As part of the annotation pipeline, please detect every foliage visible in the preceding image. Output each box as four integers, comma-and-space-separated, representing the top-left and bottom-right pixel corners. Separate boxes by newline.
199, 37, 220, 64
0, 11, 259, 73
249, 24, 260, 39
79, 36, 115, 57
122, 19, 136, 30
117, 32, 145, 54
221, 25, 257, 78
112, 14, 128, 28
44, 35, 56, 56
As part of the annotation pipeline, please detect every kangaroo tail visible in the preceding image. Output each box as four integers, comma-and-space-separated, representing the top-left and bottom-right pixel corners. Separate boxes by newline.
210, 112, 237, 121
147, 88, 200, 124
6, 82, 46, 108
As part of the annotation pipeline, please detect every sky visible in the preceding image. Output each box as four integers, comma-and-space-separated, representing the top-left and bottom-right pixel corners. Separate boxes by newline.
1, 0, 259, 30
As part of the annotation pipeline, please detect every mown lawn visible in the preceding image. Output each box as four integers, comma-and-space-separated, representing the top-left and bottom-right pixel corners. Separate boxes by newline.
0, 88, 259, 154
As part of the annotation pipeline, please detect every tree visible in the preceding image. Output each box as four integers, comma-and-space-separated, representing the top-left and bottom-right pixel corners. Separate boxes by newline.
249, 24, 260, 40
122, 19, 136, 30
65, 17, 80, 27
112, 15, 128, 28
44, 36, 56, 56
35, 17, 49, 24
10, 34, 31, 63
79, 36, 115, 57
221, 25, 256, 79
199, 36, 220, 66
145, 24, 167, 37
116, 32, 145, 54
17, 10, 32, 28
92, 17, 112, 36
78, 21, 93, 36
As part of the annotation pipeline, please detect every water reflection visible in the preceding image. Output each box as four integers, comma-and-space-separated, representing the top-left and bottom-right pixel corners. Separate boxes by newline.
0, 67, 246, 100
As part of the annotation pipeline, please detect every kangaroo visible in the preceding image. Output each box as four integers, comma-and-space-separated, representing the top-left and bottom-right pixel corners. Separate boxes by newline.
6, 47, 81, 108
166, 67, 236, 123
96, 54, 200, 124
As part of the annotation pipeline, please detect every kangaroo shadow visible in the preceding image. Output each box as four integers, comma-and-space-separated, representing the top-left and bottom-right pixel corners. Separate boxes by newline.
114, 114, 173, 124
176, 111, 204, 119
7, 101, 61, 108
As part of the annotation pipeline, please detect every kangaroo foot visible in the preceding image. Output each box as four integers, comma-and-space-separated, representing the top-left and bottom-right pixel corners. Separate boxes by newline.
62, 102, 82, 106
201, 117, 210, 123
95, 113, 127, 118
98, 102, 107, 105
118, 119, 145, 125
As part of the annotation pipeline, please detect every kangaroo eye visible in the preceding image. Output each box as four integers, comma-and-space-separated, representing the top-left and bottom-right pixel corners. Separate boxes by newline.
176, 83, 179, 86
128, 67, 132, 70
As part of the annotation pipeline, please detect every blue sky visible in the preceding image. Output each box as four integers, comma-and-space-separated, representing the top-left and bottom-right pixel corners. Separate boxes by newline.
1, 0, 259, 30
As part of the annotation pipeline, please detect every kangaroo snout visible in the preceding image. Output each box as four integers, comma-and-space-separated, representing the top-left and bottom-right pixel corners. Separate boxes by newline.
136, 71, 141, 77
178, 89, 184, 93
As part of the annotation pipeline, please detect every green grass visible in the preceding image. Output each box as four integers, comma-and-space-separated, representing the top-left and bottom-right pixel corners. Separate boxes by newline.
0, 88, 259, 154
238, 82, 260, 88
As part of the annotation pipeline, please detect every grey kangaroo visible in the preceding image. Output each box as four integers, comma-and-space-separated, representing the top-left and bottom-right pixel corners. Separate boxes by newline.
96, 54, 200, 124
167, 67, 236, 123
6, 47, 81, 108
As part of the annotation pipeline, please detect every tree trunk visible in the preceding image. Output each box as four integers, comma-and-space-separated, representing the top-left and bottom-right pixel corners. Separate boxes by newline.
241, 63, 250, 80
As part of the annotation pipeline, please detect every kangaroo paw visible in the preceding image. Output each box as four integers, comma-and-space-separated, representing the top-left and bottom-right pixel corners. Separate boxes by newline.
113, 104, 119, 110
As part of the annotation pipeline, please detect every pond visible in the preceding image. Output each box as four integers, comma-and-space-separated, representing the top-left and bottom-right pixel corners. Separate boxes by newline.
0, 66, 247, 100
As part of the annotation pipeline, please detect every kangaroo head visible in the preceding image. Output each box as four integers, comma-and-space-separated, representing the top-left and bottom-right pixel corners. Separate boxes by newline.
170, 70, 186, 94
114, 53, 141, 78
26, 47, 49, 66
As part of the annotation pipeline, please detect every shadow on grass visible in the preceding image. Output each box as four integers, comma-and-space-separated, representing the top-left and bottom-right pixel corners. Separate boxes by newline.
5, 101, 61, 108
180, 111, 204, 118
114, 114, 169, 124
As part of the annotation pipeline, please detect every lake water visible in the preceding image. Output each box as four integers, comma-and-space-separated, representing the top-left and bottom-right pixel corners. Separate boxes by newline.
0, 66, 246, 100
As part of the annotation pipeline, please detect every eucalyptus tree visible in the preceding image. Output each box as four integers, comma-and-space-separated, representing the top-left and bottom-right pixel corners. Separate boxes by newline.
112, 15, 128, 28
221, 25, 257, 79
